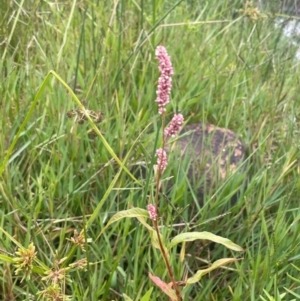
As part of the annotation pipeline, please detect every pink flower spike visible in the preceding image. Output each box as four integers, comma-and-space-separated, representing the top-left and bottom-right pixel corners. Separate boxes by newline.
147, 204, 157, 221
164, 113, 184, 138
155, 46, 173, 115
155, 148, 167, 173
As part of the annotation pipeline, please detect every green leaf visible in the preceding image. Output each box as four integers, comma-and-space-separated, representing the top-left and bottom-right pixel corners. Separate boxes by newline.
0, 254, 14, 263
284, 286, 300, 299
140, 287, 153, 301
287, 272, 300, 284
136, 216, 154, 232
96, 208, 149, 240
186, 258, 238, 284
106, 208, 149, 225
149, 229, 169, 257
170, 231, 244, 251
136, 216, 169, 257
122, 294, 133, 301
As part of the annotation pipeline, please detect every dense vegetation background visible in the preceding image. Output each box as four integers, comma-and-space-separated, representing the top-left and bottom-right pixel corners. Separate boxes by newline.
0, 0, 300, 300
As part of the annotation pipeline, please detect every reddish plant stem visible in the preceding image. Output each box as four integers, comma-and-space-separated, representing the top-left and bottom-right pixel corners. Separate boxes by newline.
155, 116, 165, 209
153, 116, 182, 301
153, 219, 181, 301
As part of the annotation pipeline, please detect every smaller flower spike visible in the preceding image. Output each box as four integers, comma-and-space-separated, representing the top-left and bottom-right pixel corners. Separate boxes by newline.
164, 113, 184, 138
155, 148, 168, 173
147, 204, 157, 221
155, 46, 174, 114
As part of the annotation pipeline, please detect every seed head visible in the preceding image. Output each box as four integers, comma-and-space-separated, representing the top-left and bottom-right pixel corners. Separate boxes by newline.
13, 242, 37, 281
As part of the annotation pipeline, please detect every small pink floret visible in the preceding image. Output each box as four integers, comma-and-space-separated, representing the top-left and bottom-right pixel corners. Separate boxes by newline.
147, 204, 157, 221
164, 113, 184, 138
155, 46, 173, 115
155, 148, 167, 173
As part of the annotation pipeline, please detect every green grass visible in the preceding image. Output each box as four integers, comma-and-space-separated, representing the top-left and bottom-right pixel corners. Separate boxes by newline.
1, 0, 300, 300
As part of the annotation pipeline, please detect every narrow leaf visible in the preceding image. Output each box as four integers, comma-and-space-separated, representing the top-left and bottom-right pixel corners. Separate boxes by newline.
284, 287, 300, 298
96, 208, 149, 240
186, 258, 238, 284
136, 216, 154, 232
0, 254, 14, 263
107, 208, 149, 225
136, 216, 169, 257
179, 241, 186, 263
149, 230, 169, 258
170, 231, 244, 251
148, 273, 177, 300
149, 228, 161, 250
140, 287, 153, 301
0, 227, 24, 249
122, 294, 133, 301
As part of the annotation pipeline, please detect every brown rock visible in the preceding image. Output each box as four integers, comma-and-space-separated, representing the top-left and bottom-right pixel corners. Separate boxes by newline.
166, 123, 246, 199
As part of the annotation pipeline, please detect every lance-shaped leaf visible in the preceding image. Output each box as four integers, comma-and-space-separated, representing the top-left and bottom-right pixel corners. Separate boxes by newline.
170, 231, 244, 252
136, 216, 169, 257
0, 254, 14, 264
97, 208, 149, 240
140, 287, 153, 301
186, 258, 239, 284
148, 273, 177, 300
122, 294, 133, 301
